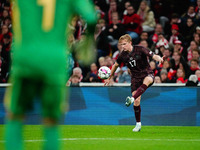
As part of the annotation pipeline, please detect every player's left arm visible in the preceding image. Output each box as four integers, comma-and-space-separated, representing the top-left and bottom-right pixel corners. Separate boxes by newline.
152, 54, 165, 65
141, 47, 164, 64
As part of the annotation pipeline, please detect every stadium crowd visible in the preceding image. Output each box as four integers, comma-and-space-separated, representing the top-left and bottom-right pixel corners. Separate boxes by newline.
0, 0, 200, 85
0, 0, 11, 83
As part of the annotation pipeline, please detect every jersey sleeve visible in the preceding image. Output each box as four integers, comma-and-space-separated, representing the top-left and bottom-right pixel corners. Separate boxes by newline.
73, 0, 97, 24
141, 47, 154, 58
116, 53, 123, 66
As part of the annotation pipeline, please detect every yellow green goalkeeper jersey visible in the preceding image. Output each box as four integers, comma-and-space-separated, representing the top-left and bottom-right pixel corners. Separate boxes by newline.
12, 0, 96, 77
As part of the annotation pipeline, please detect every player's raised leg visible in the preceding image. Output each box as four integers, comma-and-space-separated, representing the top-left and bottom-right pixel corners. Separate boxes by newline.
134, 76, 154, 99
125, 76, 153, 107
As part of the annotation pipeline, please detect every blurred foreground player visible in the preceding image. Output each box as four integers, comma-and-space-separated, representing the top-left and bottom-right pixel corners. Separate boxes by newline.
4, 0, 96, 150
104, 34, 164, 132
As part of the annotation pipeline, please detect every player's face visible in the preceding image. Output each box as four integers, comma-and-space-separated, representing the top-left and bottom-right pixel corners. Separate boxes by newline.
119, 40, 132, 52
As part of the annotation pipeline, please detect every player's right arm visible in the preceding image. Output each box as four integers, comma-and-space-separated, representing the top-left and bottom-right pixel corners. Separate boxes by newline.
141, 46, 165, 65
104, 62, 119, 86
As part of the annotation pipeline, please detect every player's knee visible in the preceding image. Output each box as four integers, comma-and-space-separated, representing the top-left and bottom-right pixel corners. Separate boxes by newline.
134, 101, 140, 106
148, 77, 153, 83
134, 97, 141, 106
144, 77, 153, 86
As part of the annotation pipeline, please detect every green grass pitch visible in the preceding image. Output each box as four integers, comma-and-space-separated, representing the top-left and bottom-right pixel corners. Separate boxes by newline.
0, 125, 200, 150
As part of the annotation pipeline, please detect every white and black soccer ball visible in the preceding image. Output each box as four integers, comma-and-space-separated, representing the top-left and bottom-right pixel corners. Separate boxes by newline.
98, 66, 111, 79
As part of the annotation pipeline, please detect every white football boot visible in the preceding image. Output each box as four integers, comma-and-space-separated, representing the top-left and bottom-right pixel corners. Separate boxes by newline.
132, 122, 141, 132
125, 96, 135, 107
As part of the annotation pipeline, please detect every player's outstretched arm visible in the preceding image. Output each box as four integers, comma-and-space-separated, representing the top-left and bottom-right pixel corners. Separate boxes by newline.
104, 62, 119, 86
152, 54, 165, 65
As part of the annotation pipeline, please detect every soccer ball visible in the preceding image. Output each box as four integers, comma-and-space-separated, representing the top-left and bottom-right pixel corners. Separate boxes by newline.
98, 66, 111, 79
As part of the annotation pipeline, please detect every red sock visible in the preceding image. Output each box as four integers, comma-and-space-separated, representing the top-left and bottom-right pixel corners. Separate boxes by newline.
134, 105, 141, 122
133, 84, 148, 99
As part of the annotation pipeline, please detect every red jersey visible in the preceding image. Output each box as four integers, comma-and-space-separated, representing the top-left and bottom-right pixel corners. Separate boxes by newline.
122, 13, 142, 34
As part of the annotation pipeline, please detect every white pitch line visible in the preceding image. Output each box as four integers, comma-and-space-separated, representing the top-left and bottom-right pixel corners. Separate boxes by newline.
1, 138, 200, 143
60, 138, 200, 142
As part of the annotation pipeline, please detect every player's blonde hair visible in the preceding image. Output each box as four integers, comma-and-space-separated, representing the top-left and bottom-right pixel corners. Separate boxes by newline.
118, 34, 132, 43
